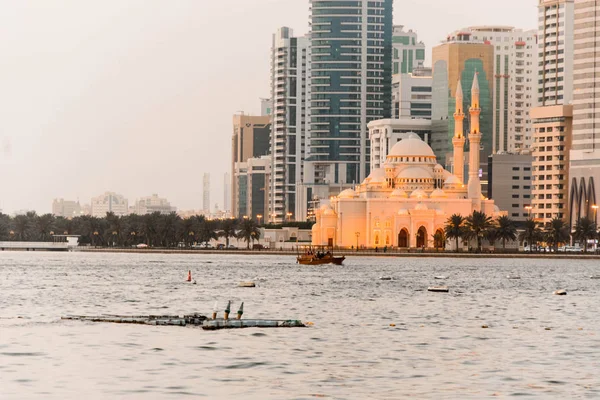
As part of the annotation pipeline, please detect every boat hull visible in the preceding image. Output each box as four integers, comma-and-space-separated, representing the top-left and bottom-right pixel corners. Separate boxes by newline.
297, 256, 345, 265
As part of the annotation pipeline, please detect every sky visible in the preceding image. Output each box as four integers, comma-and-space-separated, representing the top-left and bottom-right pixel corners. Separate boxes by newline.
0, 0, 538, 214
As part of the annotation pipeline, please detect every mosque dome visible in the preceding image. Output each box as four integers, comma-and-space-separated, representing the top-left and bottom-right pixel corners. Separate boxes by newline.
390, 188, 408, 198
323, 208, 336, 216
397, 166, 433, 180
434, 164, 444, 171
398, 209, 409, 215
444, 175, 462, 185
430, 188, 448, 198
410, 189, 428, 199
338, 189, 357, 199
387, 133, 436, 159
365, 168, 386, 183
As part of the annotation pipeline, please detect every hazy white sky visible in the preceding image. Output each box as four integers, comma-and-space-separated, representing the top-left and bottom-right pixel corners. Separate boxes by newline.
0, 0, 537, 214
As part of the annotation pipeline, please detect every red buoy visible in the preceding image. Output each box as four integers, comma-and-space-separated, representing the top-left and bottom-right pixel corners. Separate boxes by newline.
187, 270, 192, 282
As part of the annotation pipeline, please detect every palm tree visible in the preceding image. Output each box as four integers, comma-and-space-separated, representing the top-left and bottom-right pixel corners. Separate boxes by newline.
495, 216, 517, 250
545, 218, 570, 253
519, 217, 540, 252
35, 214, 55, 242
444, 214, 465, 253
573, 217, 598, 253
12, 215, 31, 241
218, 218, 238, 248
464, 211, 494, 252
237, 218, 261, 249
432, 230, 446, 251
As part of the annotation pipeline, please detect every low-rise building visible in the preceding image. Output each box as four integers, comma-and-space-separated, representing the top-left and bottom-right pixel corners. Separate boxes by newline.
52, 199, 82, 218
234, 155, 271, 221
488, 153, 533, 221
131, 194, 176, 215
90, 192, 129, 217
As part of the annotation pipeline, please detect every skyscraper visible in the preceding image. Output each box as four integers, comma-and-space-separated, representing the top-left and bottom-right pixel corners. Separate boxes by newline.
203, 173, 210, 214
269, 27, 310, 223
569, 0, 600, 226
303, 0, 393, 207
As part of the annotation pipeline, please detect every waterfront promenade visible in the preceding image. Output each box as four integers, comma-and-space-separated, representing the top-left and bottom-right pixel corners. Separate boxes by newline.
80, 247, 600, 260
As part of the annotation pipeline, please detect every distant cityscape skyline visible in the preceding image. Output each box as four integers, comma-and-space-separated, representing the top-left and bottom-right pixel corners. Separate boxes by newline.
1, 1, 537, 214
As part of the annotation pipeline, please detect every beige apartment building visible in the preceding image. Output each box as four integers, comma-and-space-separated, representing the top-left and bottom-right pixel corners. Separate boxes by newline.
530, 105, 572, 224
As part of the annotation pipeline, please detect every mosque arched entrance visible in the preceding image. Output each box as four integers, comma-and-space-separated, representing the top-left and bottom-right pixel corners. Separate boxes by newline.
398, 229, 409, 248
434, 229, 445, 249
416, 226, 427, 248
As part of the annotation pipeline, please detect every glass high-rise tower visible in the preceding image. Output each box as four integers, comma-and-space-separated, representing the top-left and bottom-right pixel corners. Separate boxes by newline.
305, 0, 393, 195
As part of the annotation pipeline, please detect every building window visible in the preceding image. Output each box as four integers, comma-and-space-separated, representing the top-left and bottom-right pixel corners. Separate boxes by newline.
512, 194, 520, 198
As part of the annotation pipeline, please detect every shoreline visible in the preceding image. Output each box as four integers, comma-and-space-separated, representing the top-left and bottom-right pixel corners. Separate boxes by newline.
76, 248, 600, 260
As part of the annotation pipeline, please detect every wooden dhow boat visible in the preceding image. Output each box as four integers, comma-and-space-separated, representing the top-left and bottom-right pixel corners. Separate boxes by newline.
296, 246, 345, 265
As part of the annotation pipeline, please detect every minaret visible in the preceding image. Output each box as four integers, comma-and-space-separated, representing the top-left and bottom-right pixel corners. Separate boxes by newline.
468, 72, 483, 201
452, 80, 466, 183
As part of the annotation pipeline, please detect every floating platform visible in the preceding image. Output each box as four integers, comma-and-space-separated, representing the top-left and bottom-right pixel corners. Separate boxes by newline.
62, 313, 207, 326
202, 319, 305, 330
62, 314, 306, 331
428, 286, 449, 293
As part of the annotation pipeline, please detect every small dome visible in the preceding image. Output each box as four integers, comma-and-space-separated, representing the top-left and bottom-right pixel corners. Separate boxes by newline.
365, 168, 386, 183
444, 175, 462, 185
397, 209, 409, 215
319, 204, 332, 211
397, 166, 433, 180
387, 134, 436, 158
434, 164, 444, 171
323, 208, 336, 216
410, 189, 428, 199
436, 209, 445, 215
414, 202, 428, 210
430, 188, 448, 198
338, 189, 357, 199
390, 188, 408, 198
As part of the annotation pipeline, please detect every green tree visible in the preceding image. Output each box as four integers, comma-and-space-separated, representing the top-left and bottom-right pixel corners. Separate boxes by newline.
573, 217, 597, 253
544, 218, 570, 253
12, 215, 32, 241
237, 218, 261, 249
495, 216, 517, 250
444, 214, 465, 253
464, 211, 494, 252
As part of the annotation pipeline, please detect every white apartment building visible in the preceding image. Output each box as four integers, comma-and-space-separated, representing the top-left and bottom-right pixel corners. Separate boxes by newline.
269, 27, 310, 223
131, 194, 176, 215
91, 192, 128, 217
223, 172, 231, 213
392, 68, 432, 120
570, 0, 600, 226
393, 26, 426, 74
368, 118, 433, 170
537, 0, 575, 106
51, 199, 81, 218
448, 26, 538, 153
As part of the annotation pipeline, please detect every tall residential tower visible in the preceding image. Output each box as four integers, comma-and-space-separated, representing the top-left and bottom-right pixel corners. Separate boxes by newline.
303, 0, 393, 213
269, 27, 310, 223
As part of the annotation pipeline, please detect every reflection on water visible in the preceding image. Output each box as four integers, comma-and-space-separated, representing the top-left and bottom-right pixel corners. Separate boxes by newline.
1, 252, 600, 399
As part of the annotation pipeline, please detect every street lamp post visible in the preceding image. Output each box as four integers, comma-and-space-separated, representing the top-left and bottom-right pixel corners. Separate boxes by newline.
257, 214, 263, 226
592, 205, 598, 224
355, 232, 360, 252
286, 212, 293, 222
525, 205, 532, 218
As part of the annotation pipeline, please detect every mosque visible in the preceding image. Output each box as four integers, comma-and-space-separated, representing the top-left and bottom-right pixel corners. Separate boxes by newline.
312, 73, 503, 249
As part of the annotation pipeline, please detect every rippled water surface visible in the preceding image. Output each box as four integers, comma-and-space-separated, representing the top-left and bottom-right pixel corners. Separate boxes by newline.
2, 252, 600, 399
